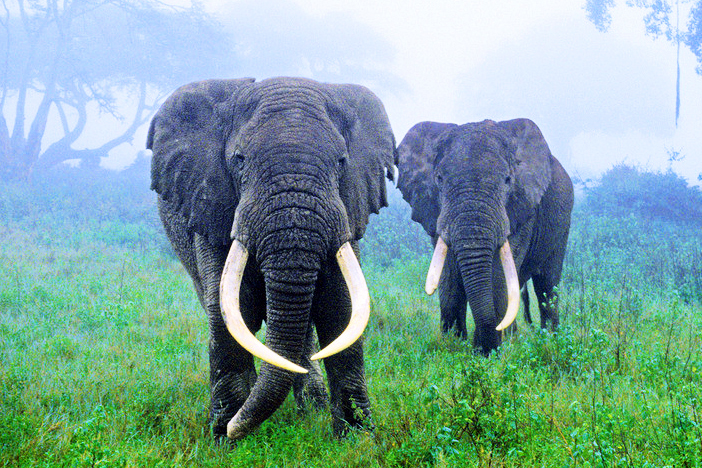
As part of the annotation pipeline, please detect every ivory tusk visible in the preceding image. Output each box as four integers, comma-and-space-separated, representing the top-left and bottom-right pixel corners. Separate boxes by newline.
220, 239, 308, 374
311, 242, 370, 361
425, 236, 448, 295
495, 240, 520, 331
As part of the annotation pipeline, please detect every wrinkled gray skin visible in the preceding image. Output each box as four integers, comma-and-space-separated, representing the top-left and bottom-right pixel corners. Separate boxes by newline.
397, 119, 573, 354
147, 77, 396, 439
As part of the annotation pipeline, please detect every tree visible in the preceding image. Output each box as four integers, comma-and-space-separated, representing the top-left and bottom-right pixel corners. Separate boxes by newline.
585, 163, 702, 225
0, 0, 234, 180
584, 0, 702, 126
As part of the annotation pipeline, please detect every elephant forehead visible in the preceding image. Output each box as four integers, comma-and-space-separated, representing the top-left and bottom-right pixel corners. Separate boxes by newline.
438, 146, 511, 174
236, 108, 345, 155
451, 130, 510, 155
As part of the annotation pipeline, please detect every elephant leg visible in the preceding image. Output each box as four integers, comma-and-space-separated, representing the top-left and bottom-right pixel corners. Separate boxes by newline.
532, 248, 566, 331
292, 322, 328, 411
521, 283, 533, 325
438, 249, 468, 339
532, 274, 559, 331
312, 243, 371, 437
193, 234, 263, 438
158, 199, 206, 305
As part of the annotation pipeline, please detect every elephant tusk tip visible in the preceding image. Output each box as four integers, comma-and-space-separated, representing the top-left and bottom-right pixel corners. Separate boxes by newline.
310, 243, 370, 361
278, 361, 309, 374
309, 351, 325, 361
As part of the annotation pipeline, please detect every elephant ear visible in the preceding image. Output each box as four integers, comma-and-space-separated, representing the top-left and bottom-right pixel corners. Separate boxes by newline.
148, 78, 255, 246
396, 121, 457, 237
498, 118, 553, 228
326, 84, 397, 240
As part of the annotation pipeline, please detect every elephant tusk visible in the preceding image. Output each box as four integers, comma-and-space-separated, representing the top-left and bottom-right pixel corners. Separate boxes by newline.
311, 242, 370, 361
496, 240, 520, 331
220, 239, 308, 374
425, 236, 448, 295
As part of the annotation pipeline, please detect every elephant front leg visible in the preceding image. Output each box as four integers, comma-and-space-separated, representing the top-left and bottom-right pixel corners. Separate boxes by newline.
532, 246, 567, 331
194, 235, 261, 438
208, 317, 258, 437
292, 322, 328, 411
532, 275, 560, 331
320, 343, 371, 437
438, 250, 468, 338
312, 245, 372, 436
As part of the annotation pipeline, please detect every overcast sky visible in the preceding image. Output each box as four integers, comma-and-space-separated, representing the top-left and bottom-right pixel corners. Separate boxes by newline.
131, 0, 702, 185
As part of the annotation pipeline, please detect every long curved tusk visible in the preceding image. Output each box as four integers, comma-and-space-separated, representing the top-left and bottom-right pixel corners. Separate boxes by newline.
311, 242, 370, 361
220, 239, 308, 374
496, 240, 520, 331
425, 236, 448, 295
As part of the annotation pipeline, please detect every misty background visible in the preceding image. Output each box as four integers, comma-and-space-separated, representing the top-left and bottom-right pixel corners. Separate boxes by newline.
1, 0, 700, 186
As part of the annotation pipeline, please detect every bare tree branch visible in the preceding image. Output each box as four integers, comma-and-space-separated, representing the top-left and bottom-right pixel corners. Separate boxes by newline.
1, 0, 234, 179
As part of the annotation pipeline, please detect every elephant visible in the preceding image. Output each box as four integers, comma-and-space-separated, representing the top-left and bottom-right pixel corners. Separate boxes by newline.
147, 77, 396, 440
396, 119, 573, 354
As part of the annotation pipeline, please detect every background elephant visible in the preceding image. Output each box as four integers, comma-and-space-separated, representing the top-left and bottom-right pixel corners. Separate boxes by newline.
397, 119, 573, 354
147, 77, 396, 439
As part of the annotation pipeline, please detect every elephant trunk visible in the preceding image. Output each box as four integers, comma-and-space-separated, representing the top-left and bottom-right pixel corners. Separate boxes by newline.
227, 260, 319, 439
457, 246, 501, 353
223, 178, 368, 439
442, 203, 519, 354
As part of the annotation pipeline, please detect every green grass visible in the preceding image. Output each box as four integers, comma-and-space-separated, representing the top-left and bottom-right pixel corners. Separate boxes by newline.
1, 176, 701, 467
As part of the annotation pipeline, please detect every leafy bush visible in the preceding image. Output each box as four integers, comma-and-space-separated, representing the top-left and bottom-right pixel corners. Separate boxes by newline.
584, 163, 702, 226
0, 157, 156, 225
361, 183, 432, 267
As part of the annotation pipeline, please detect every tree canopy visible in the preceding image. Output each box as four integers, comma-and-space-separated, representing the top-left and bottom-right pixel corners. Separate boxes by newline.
584, 0, 702, 125
0, 0, 234, 180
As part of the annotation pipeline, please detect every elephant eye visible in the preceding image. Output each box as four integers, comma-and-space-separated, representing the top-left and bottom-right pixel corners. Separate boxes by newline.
505, 176, 512, 185
338, 155, 347, 168
436, 173, 443, 184
235, 151, 245, 163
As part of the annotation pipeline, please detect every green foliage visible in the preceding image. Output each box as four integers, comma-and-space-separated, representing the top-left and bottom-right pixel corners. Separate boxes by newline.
361, 184, 432, 267
1, 169, 701, 466
584, 163, 702, 226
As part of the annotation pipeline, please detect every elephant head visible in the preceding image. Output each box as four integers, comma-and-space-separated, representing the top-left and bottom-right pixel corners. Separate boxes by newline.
148, 77, 395, 438
397, 119, 560, 353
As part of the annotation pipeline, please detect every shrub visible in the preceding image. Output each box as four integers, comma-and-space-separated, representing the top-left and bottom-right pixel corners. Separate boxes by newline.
584, 164, 702, 226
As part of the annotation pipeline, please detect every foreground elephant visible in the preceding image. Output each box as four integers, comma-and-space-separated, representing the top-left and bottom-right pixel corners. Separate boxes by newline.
397, 119, 573, 354
147, 77, 396, 439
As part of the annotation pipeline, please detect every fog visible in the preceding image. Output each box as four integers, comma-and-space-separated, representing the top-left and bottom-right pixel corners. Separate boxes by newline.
220, 0, 701, 185
20, 0, 702, 185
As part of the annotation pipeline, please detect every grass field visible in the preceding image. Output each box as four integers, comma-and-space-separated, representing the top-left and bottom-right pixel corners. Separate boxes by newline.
1, 172, 701, 467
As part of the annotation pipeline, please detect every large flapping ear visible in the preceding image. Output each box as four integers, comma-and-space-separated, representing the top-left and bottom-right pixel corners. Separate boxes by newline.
396, 121, 457, 237
148, 78, 255, 245
325, 84, 397, 240
497, 118, 553, 228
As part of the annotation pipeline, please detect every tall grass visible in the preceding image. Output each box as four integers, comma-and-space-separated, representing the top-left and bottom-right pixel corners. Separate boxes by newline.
1, 170, 700, 467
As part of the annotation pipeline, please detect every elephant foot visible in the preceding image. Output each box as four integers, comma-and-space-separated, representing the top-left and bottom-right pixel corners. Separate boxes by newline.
472, 327, 501, 356
208, 369, 257, 438
293, 360, 328, 411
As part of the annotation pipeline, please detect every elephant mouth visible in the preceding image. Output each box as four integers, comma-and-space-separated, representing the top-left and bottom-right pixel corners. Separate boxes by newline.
219, 239, 370, 374
424, 236, 520, 331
